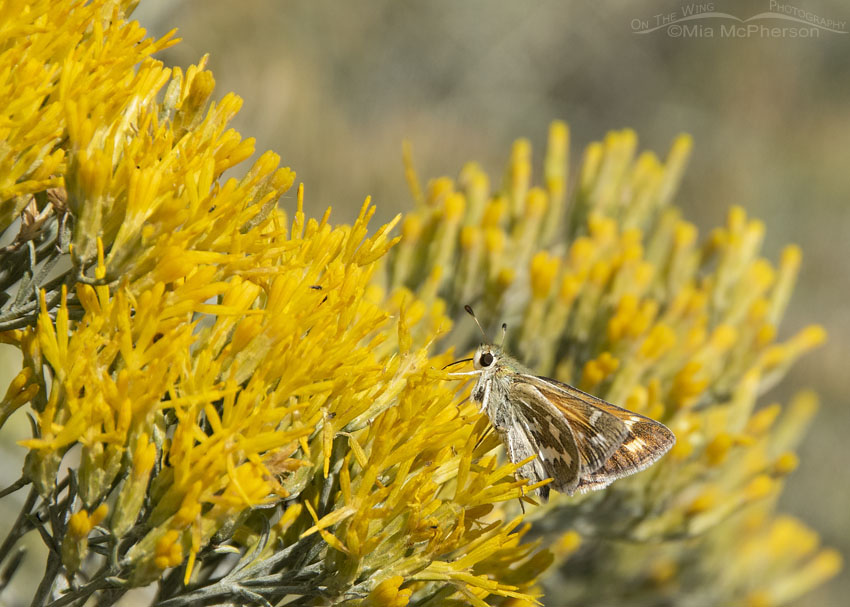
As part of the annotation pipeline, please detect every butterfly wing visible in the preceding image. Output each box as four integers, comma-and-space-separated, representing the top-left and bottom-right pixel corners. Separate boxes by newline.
534, 376, 676, 490
575, 410, 677, 492
519, 377, 630, 474
505, 381, 582, 497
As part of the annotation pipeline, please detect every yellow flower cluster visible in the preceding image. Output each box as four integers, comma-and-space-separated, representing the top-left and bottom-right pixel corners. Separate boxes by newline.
388, 123, 839, 605
0, 2, 839, 607
0, 2, 553, 605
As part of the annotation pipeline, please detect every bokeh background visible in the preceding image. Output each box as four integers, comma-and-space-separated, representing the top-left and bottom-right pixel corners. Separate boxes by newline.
135, 1, 849, 605
1, 0, 846, 605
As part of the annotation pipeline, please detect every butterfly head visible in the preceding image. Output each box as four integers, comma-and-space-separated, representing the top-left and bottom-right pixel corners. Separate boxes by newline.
472, 344, 503, 371
462, 304, 518, 377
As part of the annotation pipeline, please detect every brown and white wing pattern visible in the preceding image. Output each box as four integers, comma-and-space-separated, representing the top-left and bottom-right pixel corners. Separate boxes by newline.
502, 381, 581, 498
575, 407, 677, 492
533, 376, 676, 491
520, 378, 630, 473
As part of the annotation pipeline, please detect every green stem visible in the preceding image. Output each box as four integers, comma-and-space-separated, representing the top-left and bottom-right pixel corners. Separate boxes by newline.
0, 486, 38, 569
42, 572, 114, 607
29, 545, 63, 607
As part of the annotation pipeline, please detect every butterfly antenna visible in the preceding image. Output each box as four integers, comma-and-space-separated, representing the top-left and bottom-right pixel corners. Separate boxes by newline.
464, 305, 489, 342
499, 323, 507, 348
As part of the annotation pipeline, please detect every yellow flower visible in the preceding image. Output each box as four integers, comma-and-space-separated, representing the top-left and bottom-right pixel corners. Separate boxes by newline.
0, 3, 837, 607
394, 122, 836, 606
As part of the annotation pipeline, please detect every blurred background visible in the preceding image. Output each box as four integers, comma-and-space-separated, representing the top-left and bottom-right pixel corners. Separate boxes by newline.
132, 1, 848, 605
2, 0, 845, 605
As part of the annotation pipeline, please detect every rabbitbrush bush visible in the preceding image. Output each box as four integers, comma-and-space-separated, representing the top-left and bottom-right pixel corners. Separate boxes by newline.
0, 1, 841, 606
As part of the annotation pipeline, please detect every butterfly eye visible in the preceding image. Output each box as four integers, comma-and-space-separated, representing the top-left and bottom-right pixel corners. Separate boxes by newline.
480, 352, 494, 367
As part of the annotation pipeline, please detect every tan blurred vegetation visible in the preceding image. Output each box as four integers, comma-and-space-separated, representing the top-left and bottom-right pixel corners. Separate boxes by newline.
129, 1, 849, 605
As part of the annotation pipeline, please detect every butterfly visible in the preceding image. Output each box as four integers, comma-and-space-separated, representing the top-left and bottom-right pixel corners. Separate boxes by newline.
450, 305, 675, 501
